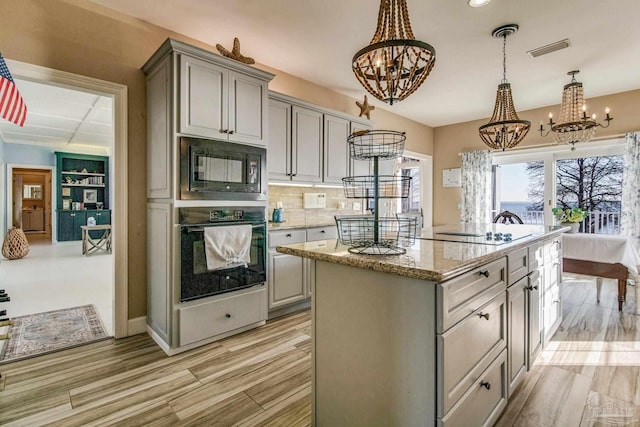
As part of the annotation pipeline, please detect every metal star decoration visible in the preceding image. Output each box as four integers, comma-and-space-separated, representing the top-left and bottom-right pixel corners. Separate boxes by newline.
216, 37, 255, 65
356, 95, 375, 120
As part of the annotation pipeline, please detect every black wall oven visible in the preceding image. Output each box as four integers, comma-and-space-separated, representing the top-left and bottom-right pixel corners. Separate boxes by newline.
180, 137, 266, 201
179, 207, 266, 302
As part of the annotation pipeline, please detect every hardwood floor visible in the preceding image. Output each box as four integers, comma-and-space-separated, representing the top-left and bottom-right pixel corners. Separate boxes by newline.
0, 311, 312, 426
1, 275, 639, 426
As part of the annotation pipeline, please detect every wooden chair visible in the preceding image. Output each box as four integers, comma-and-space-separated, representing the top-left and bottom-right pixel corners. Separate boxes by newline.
493, 210, 523, 224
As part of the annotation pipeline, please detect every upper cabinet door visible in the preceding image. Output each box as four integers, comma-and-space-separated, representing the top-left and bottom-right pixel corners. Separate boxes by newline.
179, 55, 228, 138
349, 122, 371, 177
268, 99, 292, 181
292, 106, 323, 183
323, 114, 350, 184
229, 71, 267, 145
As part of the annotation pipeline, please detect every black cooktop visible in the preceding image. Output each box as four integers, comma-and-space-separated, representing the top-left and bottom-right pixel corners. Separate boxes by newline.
419, 224, 533, 246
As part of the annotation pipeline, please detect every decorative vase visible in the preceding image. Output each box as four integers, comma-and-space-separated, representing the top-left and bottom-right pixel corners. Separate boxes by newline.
2, 227, 29, 259
561, 222, 580, 233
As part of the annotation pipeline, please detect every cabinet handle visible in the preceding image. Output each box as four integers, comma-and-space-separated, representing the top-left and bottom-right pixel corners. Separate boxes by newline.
286, 233, 292, 237
526, 285, 539, 291
478, 312, 490, 320
71, 213, 76, 217
291, 173, 297, 177
320, 230, 326, 234
228, 130, 234, 135
478, 270, 490, 278
219, 129, 226, 134
225, 313, 231, 319
553, 300, 560, 304
480, 381, 491, 390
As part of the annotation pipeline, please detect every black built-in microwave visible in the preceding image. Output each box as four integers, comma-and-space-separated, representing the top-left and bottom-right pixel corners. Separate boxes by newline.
180, 137, 266, 201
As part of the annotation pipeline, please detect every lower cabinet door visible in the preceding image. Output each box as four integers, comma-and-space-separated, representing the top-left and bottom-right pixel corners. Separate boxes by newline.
543, 284, 562, 346
268, 251, 306, 309
58, 211, 86, 241
508, 277, 527, 396
438, 350, 508, 427
527, 269, 542, 368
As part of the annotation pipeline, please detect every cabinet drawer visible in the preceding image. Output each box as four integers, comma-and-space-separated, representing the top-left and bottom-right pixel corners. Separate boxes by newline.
178, 287, 267, 346
437, 292, 506, 415
306, 226, 337, 242
269, 229, 306, 248
438, 350, 508, 427
507, 247, 529, 286
437, 257, 507, 333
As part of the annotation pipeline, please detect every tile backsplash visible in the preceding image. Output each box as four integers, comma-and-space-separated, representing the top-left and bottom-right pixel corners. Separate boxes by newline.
268, 185, 362, 227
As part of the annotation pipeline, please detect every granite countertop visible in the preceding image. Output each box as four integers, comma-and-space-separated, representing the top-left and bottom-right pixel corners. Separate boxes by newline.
268, 221, 336, 232
276, 224, 569, 282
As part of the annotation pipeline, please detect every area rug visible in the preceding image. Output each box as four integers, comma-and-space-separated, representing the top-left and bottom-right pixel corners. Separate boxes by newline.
0, 304, 109, 363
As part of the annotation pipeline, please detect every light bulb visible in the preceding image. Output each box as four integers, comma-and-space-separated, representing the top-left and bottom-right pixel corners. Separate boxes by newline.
375, 58, 382, 68
605, 107, 610, 114
549, 112, 553, 119
582, 105, 587, 112
592, 114, 596, 120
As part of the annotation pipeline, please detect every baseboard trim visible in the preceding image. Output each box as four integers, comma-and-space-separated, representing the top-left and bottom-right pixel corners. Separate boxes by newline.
127, 316, 147, 336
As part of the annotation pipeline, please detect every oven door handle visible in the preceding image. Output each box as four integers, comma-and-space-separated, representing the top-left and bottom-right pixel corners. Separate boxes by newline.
183, 222, 265, 233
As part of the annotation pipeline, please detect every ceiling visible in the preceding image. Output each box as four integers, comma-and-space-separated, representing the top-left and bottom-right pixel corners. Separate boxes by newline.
0, 79, 113, 149
88, 0, 640, 127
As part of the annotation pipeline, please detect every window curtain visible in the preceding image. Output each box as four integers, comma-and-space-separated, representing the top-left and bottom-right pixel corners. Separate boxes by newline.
621, 131, 640, 236
461, 150, 492, 224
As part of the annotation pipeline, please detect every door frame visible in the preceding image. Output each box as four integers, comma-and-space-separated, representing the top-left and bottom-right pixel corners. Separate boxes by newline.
6, 59, 129, 338
401, 150, 433, 228
7, 165, 54, 238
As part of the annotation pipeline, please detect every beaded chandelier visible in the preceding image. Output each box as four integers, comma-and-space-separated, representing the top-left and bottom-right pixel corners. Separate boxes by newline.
352, 0, 436, 105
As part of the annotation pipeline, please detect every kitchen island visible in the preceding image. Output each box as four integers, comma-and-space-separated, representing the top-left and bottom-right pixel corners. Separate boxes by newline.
277, 224, 568, 426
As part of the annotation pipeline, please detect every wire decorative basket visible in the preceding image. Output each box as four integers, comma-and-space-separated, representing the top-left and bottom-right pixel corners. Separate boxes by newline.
342, 175, 411, 199
347, 130, 406, 160
335, 215, 418, 255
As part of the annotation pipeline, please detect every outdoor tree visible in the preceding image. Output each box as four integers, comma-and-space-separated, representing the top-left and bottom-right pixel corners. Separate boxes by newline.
526, 155, 623, 229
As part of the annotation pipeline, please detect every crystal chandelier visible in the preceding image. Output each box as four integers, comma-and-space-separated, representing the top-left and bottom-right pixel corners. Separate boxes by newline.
539, 70, 613, 150
352, 0, 436, 105
478, 24, 531, 151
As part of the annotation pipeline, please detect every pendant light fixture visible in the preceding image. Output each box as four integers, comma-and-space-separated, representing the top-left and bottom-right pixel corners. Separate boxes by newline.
539, 70, 613, 150
479, 24, 530, 150
352, 0, 436, 105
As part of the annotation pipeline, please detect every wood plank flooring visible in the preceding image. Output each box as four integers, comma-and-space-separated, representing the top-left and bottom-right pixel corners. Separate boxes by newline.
1, 275, 639, 426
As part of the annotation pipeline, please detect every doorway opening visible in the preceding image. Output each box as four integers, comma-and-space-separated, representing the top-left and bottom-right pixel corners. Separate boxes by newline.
11, 167, 53, 243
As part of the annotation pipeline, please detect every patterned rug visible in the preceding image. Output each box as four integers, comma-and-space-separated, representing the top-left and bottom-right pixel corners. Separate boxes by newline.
0, 305, 109, 363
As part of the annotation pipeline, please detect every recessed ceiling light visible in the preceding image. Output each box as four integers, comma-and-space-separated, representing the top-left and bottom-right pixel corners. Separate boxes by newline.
468, 0, 492, 7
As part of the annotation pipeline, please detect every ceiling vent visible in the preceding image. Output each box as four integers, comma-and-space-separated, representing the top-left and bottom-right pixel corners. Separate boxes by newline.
527, 38, 571, 58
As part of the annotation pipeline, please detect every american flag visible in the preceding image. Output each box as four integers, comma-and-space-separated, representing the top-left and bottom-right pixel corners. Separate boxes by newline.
0, 53, 27, 127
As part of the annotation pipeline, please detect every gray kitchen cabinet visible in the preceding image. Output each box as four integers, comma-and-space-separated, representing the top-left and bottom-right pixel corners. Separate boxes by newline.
268, 229, 307, 310
292, 106, 323, 183
323, 114, 350, 184
268, 91, 371, 185
527, 269, 542, 368
542, 238, 562, 346
507, 276, 527, 397
267, 99, 292, 180
179, 54, 267, 146
143, 39, 274, 354
349, 122, 372, 177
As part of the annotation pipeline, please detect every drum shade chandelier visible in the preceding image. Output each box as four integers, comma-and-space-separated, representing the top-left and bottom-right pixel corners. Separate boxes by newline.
479, 24, 531, 150
352, 0, 436, 105
539, 70, 613, 149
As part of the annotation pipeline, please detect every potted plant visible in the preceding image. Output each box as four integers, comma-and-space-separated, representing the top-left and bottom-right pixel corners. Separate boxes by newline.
552, 207, 588, 233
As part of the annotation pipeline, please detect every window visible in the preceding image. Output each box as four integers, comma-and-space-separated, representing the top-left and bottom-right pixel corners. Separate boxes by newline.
492, 138, 625, 234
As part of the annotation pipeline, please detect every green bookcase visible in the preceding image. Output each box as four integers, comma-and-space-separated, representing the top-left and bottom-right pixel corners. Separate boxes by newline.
55, 152, 111, 241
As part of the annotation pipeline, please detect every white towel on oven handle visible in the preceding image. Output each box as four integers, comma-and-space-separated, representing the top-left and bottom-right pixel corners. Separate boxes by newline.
203, 224, 252, 271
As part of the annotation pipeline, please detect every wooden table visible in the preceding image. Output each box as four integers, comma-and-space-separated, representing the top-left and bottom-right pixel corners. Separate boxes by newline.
81, 225, 112, 256
562, 234, 640, 311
